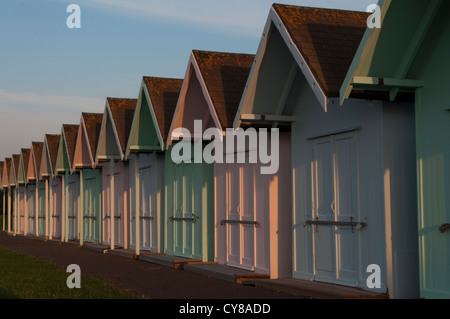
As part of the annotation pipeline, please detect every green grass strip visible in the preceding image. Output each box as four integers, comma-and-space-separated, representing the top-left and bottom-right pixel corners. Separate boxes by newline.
0, 245, 137, 299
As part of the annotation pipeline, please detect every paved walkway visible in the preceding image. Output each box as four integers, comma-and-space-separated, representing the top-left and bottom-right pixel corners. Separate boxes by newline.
0, 232, 301, 299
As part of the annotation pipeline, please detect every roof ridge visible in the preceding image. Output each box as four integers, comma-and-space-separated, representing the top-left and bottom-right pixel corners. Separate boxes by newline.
272, 3, 370, 14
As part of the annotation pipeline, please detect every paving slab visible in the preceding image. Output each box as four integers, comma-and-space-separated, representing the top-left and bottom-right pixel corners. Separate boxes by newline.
254, 278, 388, 299
184, 263, 260, 283
106, 248, 137, 259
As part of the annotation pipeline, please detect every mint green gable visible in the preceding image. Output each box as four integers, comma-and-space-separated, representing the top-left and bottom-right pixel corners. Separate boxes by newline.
56, 132, 72, 175
17, 153, 28, 185
340, 0, 450, 299
126, 82, 163, 157
164, 144, 214, 262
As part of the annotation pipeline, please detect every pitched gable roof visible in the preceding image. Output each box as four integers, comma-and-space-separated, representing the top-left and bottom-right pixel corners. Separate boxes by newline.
12, 154, 20, 184
62, 125, 79, 166
193, 50, 255, 129
19, 148, 30, 184
81, 113, 103, 159
339, 0, 436, 104
3, 158, 11, 187
143, 77, 183, 143
46, 134, 61, 175
32, 142, 44, 174
29, 142, 44, 181
107, 98, 137, 153
272, 4, 368, 98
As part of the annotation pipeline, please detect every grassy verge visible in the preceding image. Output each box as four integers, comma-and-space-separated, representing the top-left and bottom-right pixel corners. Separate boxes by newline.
0, 246, 137, 299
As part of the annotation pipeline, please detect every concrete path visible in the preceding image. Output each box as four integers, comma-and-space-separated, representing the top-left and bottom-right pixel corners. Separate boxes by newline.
0, 232, 301, 299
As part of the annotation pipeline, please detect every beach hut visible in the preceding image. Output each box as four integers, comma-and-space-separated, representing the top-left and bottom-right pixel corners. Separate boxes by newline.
73, 113, 103, 245
165, 51, 258, 263
96, 97, 136, 250
339, 0, 450, 299
55, 125, 80, 242
40, 134, 62, 240
125, 77, 182, 256
233, 4, 419, 298
10, 155, 21, 234
26, 142, 44, 237
18, 149, 33, 235
3, 158, 12, 233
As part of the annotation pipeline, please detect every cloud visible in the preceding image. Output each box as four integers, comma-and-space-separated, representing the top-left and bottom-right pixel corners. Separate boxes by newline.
60, 0, 374, 37
62, 0, 293, 37
0, 89, 104, 160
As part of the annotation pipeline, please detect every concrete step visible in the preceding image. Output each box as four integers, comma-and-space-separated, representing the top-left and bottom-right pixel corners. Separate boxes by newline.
254, 278, 389, 299
183, 263, 269, 284
82, 244, 109, 253
139, 254, 199, 270
106, 248, 138, 259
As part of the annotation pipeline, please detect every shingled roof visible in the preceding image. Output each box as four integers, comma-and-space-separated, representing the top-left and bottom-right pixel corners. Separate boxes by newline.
4, 158, 11, 183
12, 154, 20, 180
81, 113, 103, 158
31, 142, 44, 175
107, 98, 137, 153
143, 77, 183, 143
272, 4, 369, 97
3, 158, 10, 187
46, 134, 61, 173
62, 125, 79, 166
193, 50, 255, 129
21, 149, 30, 181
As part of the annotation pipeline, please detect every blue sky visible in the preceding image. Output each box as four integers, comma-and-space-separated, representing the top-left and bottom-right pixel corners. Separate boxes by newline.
0, 0, 376, 161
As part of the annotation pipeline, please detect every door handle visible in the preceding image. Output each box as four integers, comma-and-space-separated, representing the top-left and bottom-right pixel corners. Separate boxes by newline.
331, 201, 335, 214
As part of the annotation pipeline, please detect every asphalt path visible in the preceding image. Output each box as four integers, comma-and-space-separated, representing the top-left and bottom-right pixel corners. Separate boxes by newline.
0, 232, 301, 300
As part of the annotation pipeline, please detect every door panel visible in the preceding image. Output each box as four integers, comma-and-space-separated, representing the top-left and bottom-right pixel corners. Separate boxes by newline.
174, 164, 184, 256
140, 167, 155, 251
83, 174, 101, 243
312, 137, 336, 281
311, 133, 359, 286
52, 182, 61, 238
68, 178, 78, 240
19, 189, 25, 233
334, 134, 359, 284
226, 163, 241, 267
27, 186, 36, 235
38, 184, 46, 237
226, 160, 256, 271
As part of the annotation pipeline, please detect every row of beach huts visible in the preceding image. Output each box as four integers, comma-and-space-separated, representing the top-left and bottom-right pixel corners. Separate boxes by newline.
1, 1, 449, 299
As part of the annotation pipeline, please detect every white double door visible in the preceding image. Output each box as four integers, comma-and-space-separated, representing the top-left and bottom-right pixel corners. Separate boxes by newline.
131, 163, 157, 251
67, 175, 79, 240
311, 132, 360, 287
104, 171, 123, 246
225, 162, 257, 271
27, 185, 36, 235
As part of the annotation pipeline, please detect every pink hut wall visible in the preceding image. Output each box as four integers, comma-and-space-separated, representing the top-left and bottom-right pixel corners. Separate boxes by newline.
214, 131, 292, 279
102, 161, 129, 248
